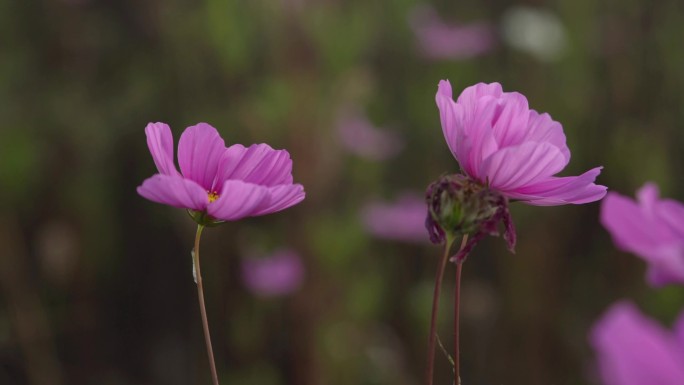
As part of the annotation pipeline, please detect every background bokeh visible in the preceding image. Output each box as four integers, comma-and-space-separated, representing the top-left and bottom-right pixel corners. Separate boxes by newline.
1, 0, 683, 384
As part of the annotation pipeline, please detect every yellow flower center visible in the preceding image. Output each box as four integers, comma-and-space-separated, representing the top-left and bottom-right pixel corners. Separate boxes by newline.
208, 191, 220, 203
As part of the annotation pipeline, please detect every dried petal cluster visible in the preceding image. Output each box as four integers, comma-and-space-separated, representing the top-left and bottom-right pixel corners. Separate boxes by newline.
425, 174, 515, 262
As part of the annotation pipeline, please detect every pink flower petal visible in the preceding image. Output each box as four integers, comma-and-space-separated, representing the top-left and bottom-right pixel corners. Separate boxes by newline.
590, 301, 684, 385
145, 122, 180, 176
478, 142, 566, 192
253, 184, 306, 216
207, 180, 270, 221
137, 174, 208, 211
524, 110, 570, 163
490, 92, 530, 148
456, 82, 503, 116
215, 144, 294, 187
177, 123, 226, 191
507, 167, 607, 205
436, 80, 466, 163
601, 183, 684, 287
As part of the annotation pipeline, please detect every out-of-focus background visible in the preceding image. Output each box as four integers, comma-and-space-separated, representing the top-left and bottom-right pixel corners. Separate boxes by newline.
1, 0, 683, 384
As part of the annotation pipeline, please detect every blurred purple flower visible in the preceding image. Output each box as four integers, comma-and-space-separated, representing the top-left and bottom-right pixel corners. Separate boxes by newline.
436, 81, 607, 206
137, 122, 305, 223
601, 183, 684, 287
336, 109, 404, 161
590, 301, 684, 385
362, 193, 429, 243
409, 5, 495, 60
242, 249, 304, 298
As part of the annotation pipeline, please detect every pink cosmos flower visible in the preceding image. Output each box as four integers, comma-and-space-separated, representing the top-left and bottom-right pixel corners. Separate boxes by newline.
590, 301, 684, 385
137, 122, 305, 223
361, 193, 430, 243
242, 249, 304, 298
409, 5, 495, 61
435, 81, 607, 206
600, 183, 684, 287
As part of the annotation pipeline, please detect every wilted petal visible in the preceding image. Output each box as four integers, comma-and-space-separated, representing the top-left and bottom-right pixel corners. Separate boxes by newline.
137, 174, 208, 211
145, 123, 180, 176
508, 167, 606, 205
207, 180, 270, 221
479, 142, 566, 192
253, 184, 306, 216
590, 301, 684, 385
215, 144, 294, 187
177, 123, 226, 190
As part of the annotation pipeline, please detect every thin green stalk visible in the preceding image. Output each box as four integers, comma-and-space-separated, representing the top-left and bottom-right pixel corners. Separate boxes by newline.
453, 235, 468, 385
426, 237, 454, 385
193, 224, 220, 385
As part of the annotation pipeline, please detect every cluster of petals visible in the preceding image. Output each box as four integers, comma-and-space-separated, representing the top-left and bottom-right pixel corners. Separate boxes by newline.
436, 80, 606, 206
137, 122, 305, 222
590, 301, 684, 385
601, 183, 684, 286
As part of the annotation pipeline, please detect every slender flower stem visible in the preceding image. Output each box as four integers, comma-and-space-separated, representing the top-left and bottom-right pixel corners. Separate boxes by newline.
426, 237, 454, 385
453, 235, 468, 385
193, 225, 220, 385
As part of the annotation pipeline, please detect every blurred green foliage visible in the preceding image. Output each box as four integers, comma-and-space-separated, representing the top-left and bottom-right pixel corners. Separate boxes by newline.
1, 0, 683, 385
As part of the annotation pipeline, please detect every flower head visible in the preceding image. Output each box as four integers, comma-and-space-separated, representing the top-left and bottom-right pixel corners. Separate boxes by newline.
600, 183, 684, 287
436, 80, 606, 206
361, 193, 430, 243
590, 301, 684, 385
137, 122, 305, 225
242, 249, 304, 298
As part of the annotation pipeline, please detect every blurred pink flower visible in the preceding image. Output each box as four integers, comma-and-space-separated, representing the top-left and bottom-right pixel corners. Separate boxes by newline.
336, 109, 404, 161
242, 249, 304, 298
137, 122, 305, 223
601, 183, 684, 286
436, 81, 607, 206
590, 301, 684, 385
362, 193, 429, 243
409, 5, 495, 60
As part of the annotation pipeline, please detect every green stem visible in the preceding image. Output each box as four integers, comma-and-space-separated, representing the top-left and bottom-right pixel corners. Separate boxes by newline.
193, 225, 220, 385
453, 235, 468, 385
426, 237, 454, 385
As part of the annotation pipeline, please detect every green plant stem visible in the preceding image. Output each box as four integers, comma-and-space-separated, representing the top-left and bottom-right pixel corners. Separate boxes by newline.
453, 235, 468, 385
426, 237, 454, 385
193, 224, 220, 385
